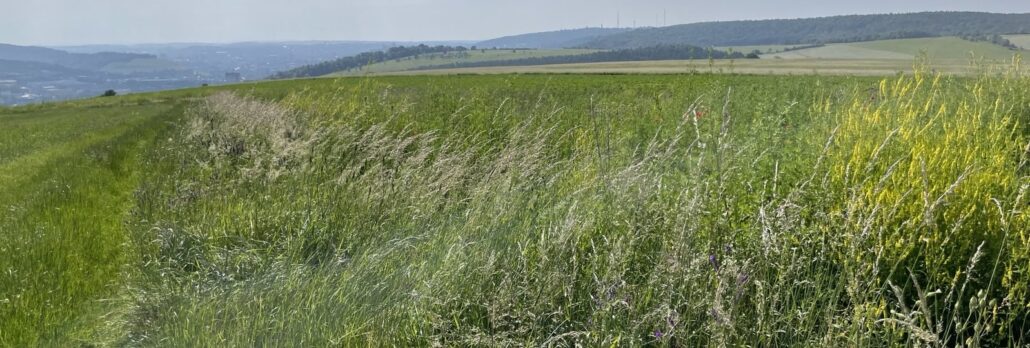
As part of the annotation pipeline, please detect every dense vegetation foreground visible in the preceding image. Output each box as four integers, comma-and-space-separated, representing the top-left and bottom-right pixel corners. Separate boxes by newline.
1, 67, 1028, 346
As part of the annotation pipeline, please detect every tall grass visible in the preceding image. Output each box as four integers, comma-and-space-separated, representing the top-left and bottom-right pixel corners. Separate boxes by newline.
0, 103, 177, 346
108, 69, 1028, 346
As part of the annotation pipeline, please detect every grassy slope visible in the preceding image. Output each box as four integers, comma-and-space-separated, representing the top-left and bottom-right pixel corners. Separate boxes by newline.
335, 38, 1025, 77
0, 98, 181, 345
851, 37, 1023, 60
125, 74, 877, 346
1005, 34, 1030, 49
137, 73, 1029, 346
767, 37, 1025, 60
1, 72, 1028, 346
330, 49, 597, 76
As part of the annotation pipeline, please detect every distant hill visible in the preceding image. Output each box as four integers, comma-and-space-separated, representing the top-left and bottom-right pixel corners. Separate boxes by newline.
0, 44, 203, 106
275, 43, 748, 78
580, 12, 1030, 49
0, 44, 154, 70
0, 59, 90, 79
764, 37, 1025, 60
477, 28, 632, 49
57, 41, 469, 80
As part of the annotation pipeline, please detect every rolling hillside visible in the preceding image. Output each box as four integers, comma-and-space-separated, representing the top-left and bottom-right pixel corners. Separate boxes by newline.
0, 59, 87, 77
322, 37, 1025, 77
765, 37, 1025, 60
284, 12, 1030, 79
0, 44, 155, 70
1005, 34, 1030, 49
578, 12, 1030, 49
3, 69, 1028, 346
476, 28, 631, 49
0, 43, 201, 105
59, 41, 424, 80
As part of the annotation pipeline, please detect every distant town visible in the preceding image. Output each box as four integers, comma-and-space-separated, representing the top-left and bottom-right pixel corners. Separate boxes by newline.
0, 41, 466, 105
0, 71, 207, 105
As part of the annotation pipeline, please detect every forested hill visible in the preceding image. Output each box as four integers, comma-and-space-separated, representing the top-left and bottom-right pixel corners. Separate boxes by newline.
579, 12, 1030, 49
476, 28, 632, 49
0, 44, 154, 70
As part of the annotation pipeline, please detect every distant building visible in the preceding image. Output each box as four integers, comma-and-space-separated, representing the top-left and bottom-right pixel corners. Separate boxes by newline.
224, 72, 242, 83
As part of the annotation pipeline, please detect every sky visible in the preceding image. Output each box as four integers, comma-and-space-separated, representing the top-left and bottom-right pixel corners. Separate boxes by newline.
4, 0, 1030, 46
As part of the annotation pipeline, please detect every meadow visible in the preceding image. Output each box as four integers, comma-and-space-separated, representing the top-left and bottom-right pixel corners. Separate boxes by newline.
1004, 34, 1030, 50
321, 37, 1029, 77
0, 64, 1027, 346
766, 37, 1026, 61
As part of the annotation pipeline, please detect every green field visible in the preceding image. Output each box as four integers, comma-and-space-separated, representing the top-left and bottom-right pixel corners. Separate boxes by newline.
1005, 34, 1030, 50
330, 48, 597, 75
324, 38, 1027, 78
1, 68, 1028, 346
335, 37, 1027, 77
766, 37, 1026, 61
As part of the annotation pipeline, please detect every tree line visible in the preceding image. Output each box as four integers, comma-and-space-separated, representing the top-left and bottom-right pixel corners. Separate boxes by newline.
960, 34, 1020, 50
271, 45, 471, 79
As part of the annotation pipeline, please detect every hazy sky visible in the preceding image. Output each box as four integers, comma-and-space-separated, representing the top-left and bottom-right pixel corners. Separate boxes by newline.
4, 0, 1030, 46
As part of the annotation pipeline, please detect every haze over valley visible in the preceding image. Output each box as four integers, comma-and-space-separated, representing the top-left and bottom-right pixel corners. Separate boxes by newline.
3, 8, 1030, 105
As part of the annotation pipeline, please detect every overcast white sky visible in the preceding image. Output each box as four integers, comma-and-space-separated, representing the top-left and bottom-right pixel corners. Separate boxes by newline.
4, 0, 1030, 46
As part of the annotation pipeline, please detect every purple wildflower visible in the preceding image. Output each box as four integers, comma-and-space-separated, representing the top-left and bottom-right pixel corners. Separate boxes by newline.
709, 254, 720, 272
710, 307, 723, 323
654, 329, 664, 339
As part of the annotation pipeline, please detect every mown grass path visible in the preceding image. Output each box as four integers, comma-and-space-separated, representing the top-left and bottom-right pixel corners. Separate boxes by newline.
0, 101, 179, 346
